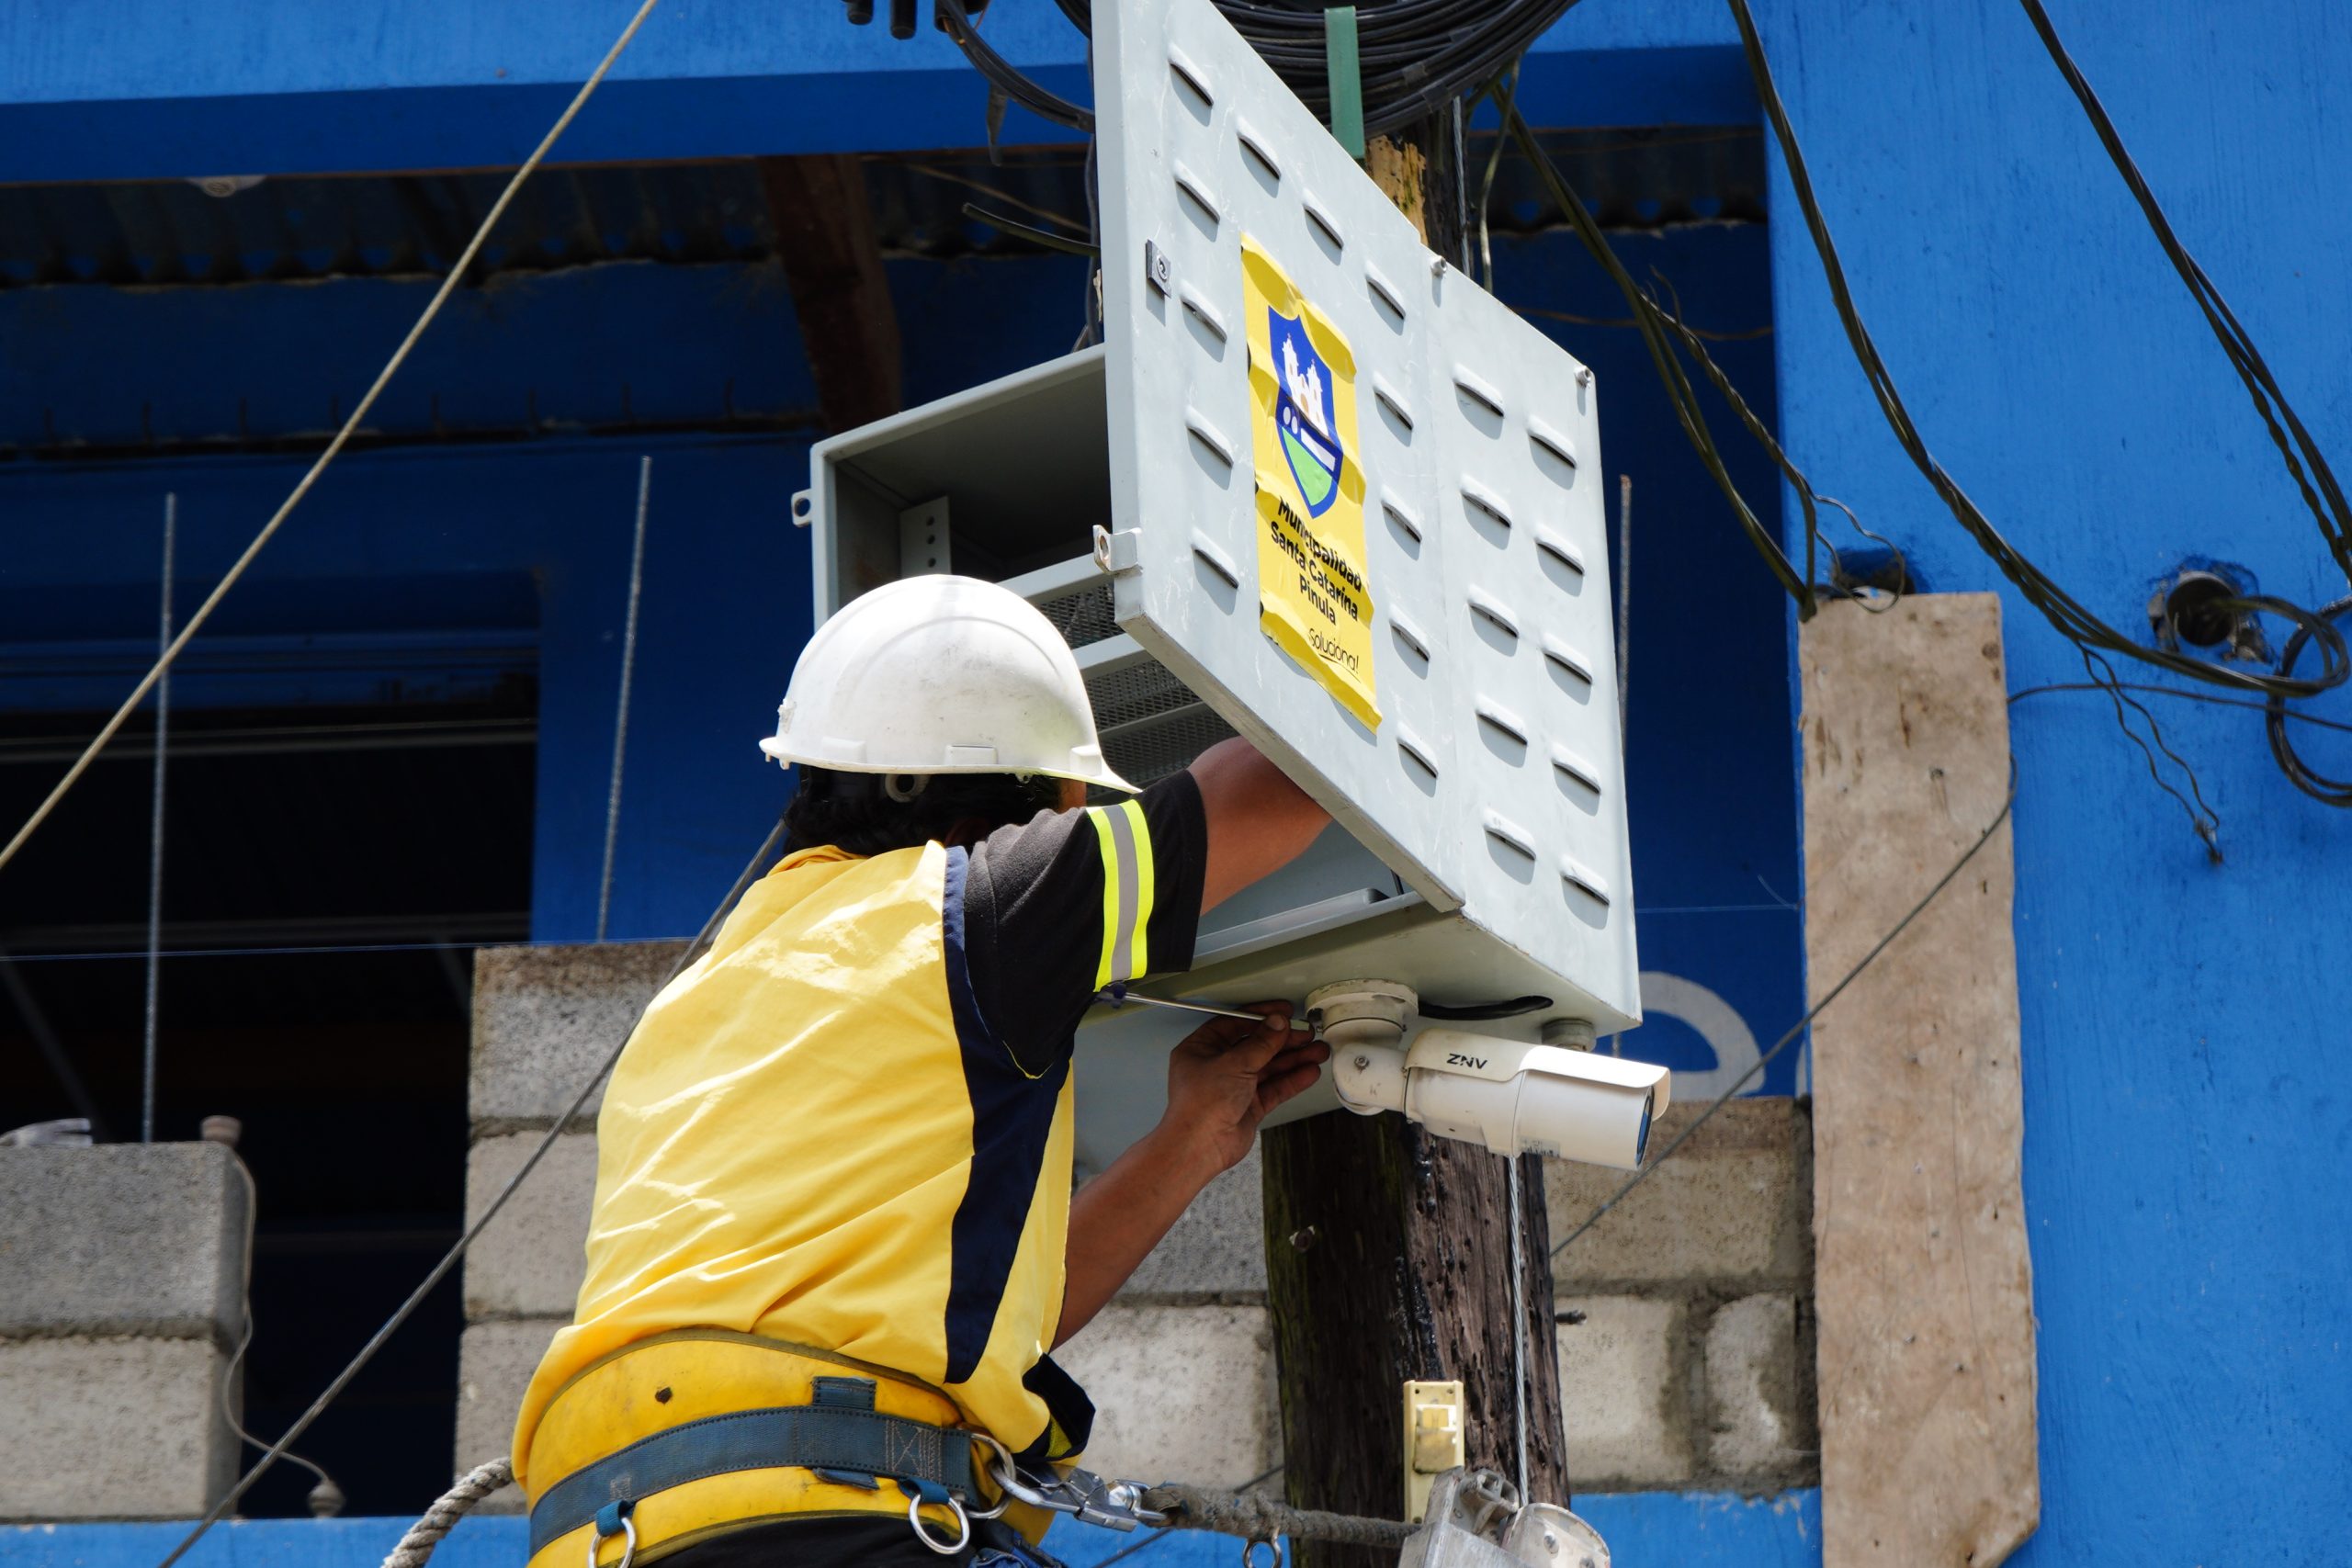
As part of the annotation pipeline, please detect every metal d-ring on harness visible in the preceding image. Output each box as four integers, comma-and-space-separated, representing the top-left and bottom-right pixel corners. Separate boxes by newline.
906, 1481, 974, 1556
970, 1432, 1169, 1533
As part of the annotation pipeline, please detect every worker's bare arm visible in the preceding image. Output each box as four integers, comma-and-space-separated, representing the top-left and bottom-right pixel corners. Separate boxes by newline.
1191, 737, 1330, 912
1056, 1006, 1328, 1346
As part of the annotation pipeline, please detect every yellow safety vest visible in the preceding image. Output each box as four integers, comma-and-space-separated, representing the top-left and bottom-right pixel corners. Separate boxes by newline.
512, 831, 1151, 1557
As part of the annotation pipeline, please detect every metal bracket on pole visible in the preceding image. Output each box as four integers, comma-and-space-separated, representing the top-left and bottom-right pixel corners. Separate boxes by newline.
1399, 1470, 1610, 1568
1404, 1380, 1466, 1525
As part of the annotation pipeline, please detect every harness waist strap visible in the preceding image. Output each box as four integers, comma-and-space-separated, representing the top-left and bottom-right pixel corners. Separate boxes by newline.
527, 1404, 973, 1557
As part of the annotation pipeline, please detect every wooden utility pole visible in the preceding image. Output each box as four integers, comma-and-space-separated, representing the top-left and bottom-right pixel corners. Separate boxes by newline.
1260, 114, 1571, 1568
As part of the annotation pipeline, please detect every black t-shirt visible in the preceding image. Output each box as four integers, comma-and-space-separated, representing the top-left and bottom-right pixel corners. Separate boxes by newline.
958, 770, 1208, 1074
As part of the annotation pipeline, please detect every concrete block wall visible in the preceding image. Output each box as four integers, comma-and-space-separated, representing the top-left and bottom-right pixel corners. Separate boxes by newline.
1547, 1099, 1818, 1492
458, 942, 684, 1506
0, 1143, 249, 1520
464, 945, 1813, 1502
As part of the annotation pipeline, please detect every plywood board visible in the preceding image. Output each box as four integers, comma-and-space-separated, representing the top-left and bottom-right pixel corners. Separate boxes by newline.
1799, 593, 2038, 1568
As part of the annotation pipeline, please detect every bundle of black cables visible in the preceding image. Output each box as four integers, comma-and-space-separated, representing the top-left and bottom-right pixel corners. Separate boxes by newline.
1051, 0, 1583, 138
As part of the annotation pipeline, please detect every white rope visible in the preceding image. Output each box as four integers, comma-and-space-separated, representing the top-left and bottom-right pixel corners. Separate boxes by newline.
0, 0, 668, 886
379, 1458, 514, 1568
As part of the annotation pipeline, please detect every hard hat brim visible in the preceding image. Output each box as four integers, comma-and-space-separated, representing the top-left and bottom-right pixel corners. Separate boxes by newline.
757, 736, 1141, 795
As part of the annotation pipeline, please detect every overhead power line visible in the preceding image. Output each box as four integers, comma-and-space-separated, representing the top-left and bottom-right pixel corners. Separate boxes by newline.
0, 0, 669, 887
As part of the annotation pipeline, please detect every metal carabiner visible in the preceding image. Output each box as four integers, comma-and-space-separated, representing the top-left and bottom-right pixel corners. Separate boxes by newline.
1240, 1538, 1282, 1568
967, 1433, 1164, 1532
964, 1431, 1021, 1519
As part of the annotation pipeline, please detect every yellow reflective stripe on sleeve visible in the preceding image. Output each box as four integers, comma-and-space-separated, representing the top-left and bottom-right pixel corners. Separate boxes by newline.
1087, 807, 1121, 990
1125, 799, 1156, 979
1086, 800, 1156, 987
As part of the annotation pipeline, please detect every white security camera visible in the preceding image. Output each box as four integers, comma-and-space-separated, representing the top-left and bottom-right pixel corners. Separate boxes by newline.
1311, 981, 1669, 1170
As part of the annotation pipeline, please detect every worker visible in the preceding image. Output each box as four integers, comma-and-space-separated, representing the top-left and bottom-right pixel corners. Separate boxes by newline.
509, 574, 1332, 1567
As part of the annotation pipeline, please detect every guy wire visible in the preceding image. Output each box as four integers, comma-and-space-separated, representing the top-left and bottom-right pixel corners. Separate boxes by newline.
1554, 761, 2018, 1261
0, 0, 669, 886
597, 457, 654, 943
141, 496, 175, 1144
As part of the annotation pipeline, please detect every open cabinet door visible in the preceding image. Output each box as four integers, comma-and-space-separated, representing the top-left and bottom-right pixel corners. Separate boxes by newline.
1094, 0, 1639, 1032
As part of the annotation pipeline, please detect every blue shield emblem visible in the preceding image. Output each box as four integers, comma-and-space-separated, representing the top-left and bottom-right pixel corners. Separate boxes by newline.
1269, 307, 1344, 517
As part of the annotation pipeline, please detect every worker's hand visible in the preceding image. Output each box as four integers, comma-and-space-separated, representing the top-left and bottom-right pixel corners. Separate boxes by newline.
1158, 1004, 1329, 1175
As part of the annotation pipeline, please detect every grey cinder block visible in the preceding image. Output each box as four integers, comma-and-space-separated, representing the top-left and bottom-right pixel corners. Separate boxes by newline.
0, 1142, 246, 1344
0, 1337, 237, 1520
1700, 1292, 1815, 1483
1545, 1099, 1811, 1291
1555, 1295, 1690, 1489
1116, 1147, 1267, 1300
463, 1132, 598, 1322
470, 942, 687, 1131
456, 1319, 565, 1513
1054, 1303, 1278, 1489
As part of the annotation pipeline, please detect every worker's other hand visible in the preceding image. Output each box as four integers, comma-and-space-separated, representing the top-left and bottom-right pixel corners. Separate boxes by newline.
1159, 1004, 1329, 1175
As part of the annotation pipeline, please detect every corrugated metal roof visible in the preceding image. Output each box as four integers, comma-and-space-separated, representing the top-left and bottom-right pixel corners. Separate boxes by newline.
0, 130, 1761, 289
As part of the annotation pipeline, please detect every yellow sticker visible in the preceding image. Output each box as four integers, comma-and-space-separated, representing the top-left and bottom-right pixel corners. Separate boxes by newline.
1242, 237, 1380, 730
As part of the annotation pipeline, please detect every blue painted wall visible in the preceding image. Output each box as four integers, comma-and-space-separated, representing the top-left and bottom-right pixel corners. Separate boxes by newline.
0, 1, 1749, 182
0, 1491, 1821, 1568
1750, 0, 2352, 1561
1, 226, 1802, 1069
26, 0, 2351, 1562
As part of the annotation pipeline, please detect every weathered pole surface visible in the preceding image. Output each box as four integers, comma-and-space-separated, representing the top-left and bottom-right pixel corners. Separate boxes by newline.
1260, 113, 1571, 1568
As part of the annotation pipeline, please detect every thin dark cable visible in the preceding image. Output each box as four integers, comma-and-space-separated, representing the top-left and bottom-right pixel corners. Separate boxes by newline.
2266, 597, 2352, 806
1046, 0, 1587, 139
2010, 678, 2352, 735
2075, 645, 2221, 855
891, 160, 1094, 236
141, 496, 175, 1144
1553, 764, 2017, 1261
1, 935, 674, 965
218, 1156, 342, 1502
961, 202, 1102, 259
1500, 103, 1817, 612
151, 816, 786, 1568
1718, 0, 2349, 705
597, 457, 652, 943
1511, 304, 1770, 342
2013, 0, 2352, 590
935, 0, 1093, 132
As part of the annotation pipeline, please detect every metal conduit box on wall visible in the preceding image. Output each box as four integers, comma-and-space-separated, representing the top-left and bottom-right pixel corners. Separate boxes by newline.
795, 0, 1636, 1169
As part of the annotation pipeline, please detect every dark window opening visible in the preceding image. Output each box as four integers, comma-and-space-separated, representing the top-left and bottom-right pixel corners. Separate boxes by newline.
0, 682, 536, 1517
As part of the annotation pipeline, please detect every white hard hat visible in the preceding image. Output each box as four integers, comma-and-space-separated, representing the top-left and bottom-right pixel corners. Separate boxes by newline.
760, 575, 1138, 794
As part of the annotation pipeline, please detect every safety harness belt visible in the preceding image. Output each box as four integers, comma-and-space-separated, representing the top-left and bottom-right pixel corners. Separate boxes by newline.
527, 1390, 973, 1557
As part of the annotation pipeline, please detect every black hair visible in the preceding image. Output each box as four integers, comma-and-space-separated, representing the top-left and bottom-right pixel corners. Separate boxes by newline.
782, 767, 1066, 857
